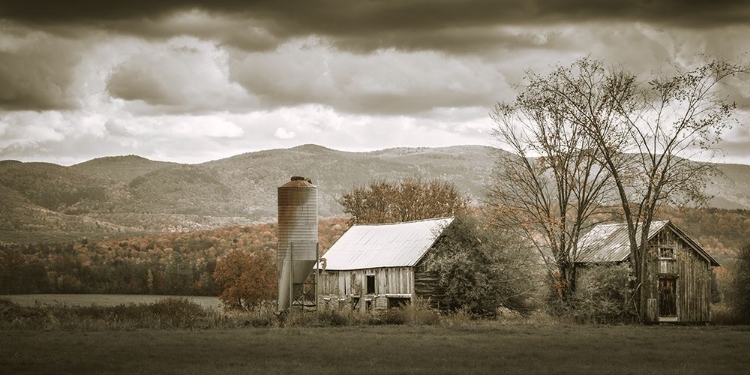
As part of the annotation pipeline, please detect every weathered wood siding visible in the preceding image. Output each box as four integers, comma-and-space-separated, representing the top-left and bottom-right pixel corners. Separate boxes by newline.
645, 228, 713, 323
413, 261, 446, 309
318, 267, 415, 309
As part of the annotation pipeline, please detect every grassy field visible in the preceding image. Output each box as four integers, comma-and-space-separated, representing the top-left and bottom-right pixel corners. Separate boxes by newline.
3, 294, 224, 311
2, 324, 750, 374
2, 295, 749, 374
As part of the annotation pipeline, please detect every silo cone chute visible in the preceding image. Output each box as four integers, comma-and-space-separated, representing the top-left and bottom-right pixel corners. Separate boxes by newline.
277, 176, 318, 313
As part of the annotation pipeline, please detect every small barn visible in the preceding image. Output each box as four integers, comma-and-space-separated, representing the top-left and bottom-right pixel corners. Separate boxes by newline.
576, 220, 720, 323
317, 217, 454, 310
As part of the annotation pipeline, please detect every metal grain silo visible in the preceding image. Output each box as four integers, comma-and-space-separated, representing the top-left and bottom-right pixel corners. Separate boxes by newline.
277, 176, 318, 312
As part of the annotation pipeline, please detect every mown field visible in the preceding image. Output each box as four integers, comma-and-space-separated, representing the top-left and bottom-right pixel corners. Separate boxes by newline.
2, 295, 749, 374
2, 324, 749, 374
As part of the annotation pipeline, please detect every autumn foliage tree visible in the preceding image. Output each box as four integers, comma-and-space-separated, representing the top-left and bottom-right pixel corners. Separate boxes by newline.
213, 249, 277, 310
338, 178, 469, 224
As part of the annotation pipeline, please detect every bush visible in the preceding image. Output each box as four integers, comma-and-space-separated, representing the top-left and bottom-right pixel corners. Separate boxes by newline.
393, 299, 441, 326
569, 263, 637, 324
730, 244, 750, 324
424, 214, 537, 317
0, 297, 229, 330
213, 249, 277, 311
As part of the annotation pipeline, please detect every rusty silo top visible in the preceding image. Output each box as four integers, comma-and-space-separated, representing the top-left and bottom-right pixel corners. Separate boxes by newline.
282, 176, 315, 187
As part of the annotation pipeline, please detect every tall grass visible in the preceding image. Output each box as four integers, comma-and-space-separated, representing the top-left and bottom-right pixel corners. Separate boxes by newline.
0, 297, 235, 331
0, 297, 460, 331
4, 296, 742, 332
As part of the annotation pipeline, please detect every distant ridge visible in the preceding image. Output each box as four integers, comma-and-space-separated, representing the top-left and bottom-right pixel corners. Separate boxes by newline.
1, 144, 749, 243
72, 155, 177, 183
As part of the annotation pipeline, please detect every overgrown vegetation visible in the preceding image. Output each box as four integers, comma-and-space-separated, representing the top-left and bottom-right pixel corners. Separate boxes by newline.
0, 297, 228, 330
424, 214, 538, 316
728, 244, 750, 324
0, 297, 482, 331
567, 264, 636, 324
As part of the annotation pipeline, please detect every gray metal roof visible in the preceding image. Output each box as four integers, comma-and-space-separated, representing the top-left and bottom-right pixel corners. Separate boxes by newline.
575, 220, 719, 266
320, 217, 454, 271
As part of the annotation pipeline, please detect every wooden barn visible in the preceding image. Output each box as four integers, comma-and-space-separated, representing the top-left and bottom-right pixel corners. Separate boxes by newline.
575, 220, 720, 323
317, 217, 454, 310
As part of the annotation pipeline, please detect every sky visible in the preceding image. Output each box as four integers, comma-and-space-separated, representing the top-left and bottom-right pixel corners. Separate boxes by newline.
1, 0, 750, 166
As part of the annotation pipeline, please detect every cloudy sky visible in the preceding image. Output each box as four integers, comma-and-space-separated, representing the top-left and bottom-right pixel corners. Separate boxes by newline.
1, 1, 749, 165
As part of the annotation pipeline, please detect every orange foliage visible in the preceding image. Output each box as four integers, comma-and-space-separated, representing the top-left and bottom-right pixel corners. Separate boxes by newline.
213, 249, 277, 310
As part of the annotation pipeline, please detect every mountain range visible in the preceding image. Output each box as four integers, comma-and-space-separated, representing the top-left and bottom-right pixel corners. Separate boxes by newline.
1, 144, 749, 243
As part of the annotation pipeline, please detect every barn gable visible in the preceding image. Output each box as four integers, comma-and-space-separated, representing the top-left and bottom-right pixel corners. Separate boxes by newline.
575, 220, 719, 266
575, 220, 720, 323
321, 217, 454, 270
317, 217, 454, 310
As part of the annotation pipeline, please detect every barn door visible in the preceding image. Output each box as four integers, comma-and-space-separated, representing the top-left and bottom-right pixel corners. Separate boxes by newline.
658, 278, 677, 319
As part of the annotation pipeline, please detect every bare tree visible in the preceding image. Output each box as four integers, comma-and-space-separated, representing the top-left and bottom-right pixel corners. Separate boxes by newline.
488, 71, 613, 301
531, 57, 748, 321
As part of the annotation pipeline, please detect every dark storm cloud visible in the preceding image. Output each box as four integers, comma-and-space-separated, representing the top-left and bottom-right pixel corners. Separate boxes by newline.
107, 63, 178, 106
4, 1, 750, 47
0, 26, 82, 110
0, 51, 77, 110
107, 11, 281, 52
4, 0, 750, 27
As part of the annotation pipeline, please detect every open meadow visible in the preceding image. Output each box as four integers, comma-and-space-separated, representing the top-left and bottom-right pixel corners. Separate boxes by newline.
2, 324, 750, 374
1, 295, 749, 375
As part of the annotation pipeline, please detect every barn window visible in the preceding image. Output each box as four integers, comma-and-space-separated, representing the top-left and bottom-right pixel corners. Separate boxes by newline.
366, 275, 376, 294
659, 247, 675, 259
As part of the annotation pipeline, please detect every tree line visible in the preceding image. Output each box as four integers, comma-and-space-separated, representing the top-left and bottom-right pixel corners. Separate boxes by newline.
0, 219, 348, 296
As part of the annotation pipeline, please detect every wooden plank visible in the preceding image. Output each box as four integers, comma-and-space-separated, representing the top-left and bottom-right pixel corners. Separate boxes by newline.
647, 298, 658, 323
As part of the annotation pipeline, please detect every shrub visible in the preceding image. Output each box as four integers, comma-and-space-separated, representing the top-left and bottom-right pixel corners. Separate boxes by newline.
424, 215, 536, 317
730, 244, 750, 324
314, 308, 350, 326
391, 299, 440, 326
213, 249, 277, 311
570, 263, 637, 324
0, 297, 230, 330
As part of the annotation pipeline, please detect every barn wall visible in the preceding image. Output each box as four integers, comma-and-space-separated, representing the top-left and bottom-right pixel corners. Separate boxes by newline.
645, 228, 713, 323
413, 260, 446, 309
318, 267, 415, 309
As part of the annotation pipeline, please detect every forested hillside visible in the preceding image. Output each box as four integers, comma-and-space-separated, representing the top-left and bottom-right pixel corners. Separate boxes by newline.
1, 203, 748, 296
1, 144, 749, 247
0, 218, 349, 295
0, 145, 497, 242
71, 155, 177, 183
